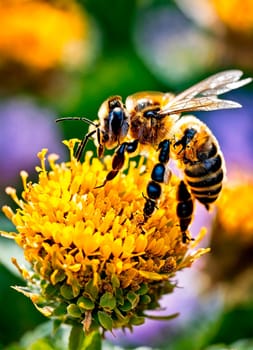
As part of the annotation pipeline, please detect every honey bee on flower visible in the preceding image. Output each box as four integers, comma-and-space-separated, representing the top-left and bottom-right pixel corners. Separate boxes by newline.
57, 70, 252, 242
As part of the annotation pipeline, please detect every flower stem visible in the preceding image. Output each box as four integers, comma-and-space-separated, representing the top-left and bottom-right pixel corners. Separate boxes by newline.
68, 325, 102, 350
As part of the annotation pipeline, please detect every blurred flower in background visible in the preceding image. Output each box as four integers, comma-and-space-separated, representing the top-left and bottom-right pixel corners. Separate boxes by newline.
133, 1, 253, 88
195, 91, 253, 305
0, 98, 64, 205
177, 0, 253, 37
177, 0, 253, 71
133, 5, 218, 87
204, 173, 253, 305
0, 0, 99, 98
0, 1, 87, 70
210, 0, 253, 34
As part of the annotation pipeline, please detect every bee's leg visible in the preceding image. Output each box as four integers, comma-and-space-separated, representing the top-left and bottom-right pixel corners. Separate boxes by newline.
144, 139, 171, 221
96, 140, 138, 188
75, 129, 97, 161
176, 180, 194, 243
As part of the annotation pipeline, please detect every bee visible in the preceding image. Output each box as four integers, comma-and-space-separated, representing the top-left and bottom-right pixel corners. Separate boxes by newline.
56, 70, 252, 242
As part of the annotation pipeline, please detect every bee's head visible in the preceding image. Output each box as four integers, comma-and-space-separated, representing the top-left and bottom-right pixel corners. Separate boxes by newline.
98, 96, 129, 152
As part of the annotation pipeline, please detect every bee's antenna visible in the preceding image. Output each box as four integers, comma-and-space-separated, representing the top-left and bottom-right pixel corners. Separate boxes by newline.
55, 116, 98, 128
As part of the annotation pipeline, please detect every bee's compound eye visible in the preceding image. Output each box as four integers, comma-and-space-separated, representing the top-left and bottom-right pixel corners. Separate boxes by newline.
110, 108, 125, 134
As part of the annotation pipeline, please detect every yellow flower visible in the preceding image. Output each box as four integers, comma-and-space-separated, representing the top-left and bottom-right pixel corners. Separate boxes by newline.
210, 0, 253, 34
1, 139, 208, 333
0, 1, 90, 70
214, 176, 253, 242
204, 175, 253, 299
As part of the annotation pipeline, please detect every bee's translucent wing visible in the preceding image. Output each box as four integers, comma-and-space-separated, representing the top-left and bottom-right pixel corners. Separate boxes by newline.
160, 97, 242, 114
160, 70, 252, 115
200, 77, 252, 96
171, 70, 247, 100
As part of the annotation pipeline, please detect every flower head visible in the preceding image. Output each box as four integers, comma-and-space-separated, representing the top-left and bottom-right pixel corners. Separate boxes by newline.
210, 0, 253, 35
172, 0, 253, 72
1, 139, 208, 333
204, 174, 253, 301
215, 177, 253, 240
0, 1, 90, 70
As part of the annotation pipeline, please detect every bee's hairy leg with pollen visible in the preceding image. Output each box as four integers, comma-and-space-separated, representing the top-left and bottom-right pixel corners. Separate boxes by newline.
95, 139, 138, 189
143, 139, 171, 221
176, 180, 194, 243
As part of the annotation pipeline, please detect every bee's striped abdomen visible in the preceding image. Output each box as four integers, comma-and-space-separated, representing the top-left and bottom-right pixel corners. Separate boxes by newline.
184, 143, 224, 210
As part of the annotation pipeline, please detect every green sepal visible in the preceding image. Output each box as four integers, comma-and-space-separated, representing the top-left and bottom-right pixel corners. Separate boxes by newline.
52, 303, 68, 317
67, 304, 82, 318
127, 291, 139, 308
99, 292, 116, 311
84, 279, 99, 301
129, 314, 145, 326
50, 269, 66, 284
140, 294, 151, 304
41, 281, 58, 298
77, 296, 95, 311
136, 283, 149, 295
114, 307, 127, 321
119, 299, 132, 312
113, 307, 130, 327
111, 274, 120, 289
97, 311, 113, 331
71, 279, 81, 298
115, 288, 124, 305
60, 284, 74, 300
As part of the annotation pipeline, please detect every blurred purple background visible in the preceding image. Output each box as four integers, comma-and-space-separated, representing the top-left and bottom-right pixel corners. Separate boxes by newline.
0, 98, 64, 205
